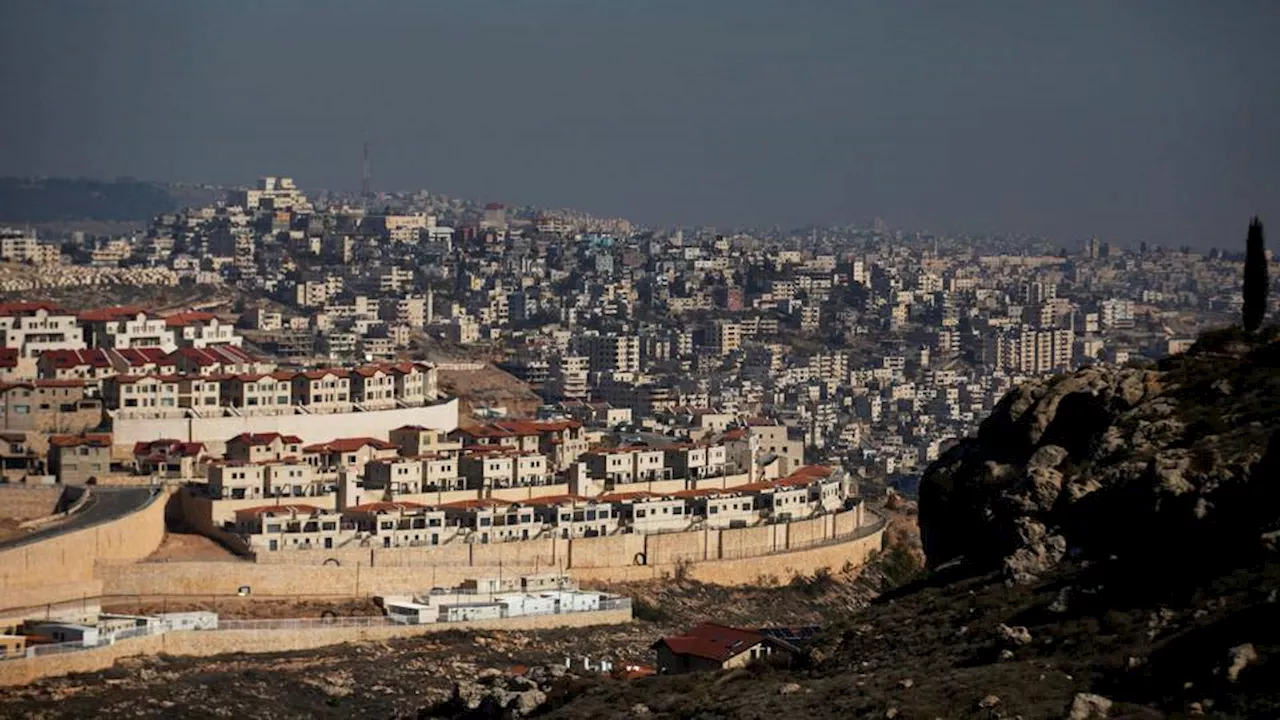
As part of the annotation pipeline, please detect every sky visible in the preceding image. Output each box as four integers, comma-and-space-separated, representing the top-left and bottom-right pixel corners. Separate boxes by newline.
1, 1, 1278, 247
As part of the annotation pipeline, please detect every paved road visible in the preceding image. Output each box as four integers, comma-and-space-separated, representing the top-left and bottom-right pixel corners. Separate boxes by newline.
0, 486, 158, 551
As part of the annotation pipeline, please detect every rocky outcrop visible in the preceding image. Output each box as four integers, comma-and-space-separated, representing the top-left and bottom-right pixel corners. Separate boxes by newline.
919, 340, 1280, 582
421, 665, 571, 719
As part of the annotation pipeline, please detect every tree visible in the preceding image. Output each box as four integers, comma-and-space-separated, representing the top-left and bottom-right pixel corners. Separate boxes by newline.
1243, 216, 1268, 333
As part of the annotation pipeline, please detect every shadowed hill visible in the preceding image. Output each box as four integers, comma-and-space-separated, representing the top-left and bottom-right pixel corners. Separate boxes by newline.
475, 332, 1280, 719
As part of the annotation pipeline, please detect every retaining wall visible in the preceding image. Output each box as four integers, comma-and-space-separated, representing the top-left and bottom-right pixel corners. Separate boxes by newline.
0, 489, 169, 607
0, 607, 632, 687
98, 518, 885, 598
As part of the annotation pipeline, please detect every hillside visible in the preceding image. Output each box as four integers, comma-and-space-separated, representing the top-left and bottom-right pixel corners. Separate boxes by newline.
0, 177, 175, 223
491, 331, 1280, 719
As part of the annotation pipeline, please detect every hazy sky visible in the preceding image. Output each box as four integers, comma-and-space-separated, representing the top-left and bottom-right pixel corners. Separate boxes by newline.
1, 1, 1277, 246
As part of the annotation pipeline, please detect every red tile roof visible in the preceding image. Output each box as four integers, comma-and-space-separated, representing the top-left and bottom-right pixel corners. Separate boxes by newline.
438, 498, 512, 511
233, 504, 326, 517
519, 494, 592, 507
229, 432, 303, 446
0, 348, 17, 369
344, 501, 427, 514
49, 433, 112, 448
78, 305, 148, 322
655, 623, 765, 662
304, 437, 397, 454
162, 311, 218, 328
0, 301, 66, 316
596, 491, 655, 503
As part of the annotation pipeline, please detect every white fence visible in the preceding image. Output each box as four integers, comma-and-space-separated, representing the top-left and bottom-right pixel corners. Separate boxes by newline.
3, 597, 631, 663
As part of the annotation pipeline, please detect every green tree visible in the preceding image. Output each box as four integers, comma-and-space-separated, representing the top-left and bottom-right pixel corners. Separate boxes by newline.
1243, 216, 1268, 333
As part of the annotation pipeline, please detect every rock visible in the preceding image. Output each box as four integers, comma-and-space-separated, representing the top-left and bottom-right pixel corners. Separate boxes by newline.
886, 707, 899, 719
1003, 520, 1067, 583
1049, 587, 1071, 613
898, 678, 914, 689
978, 694, 1001, 709
1028, 444, 1070, 470
998, 624, 1033, 646
1066, 692, 1113, 719
631, 703, 651, 716
1188, 701, 1205, 715
510, 689, 547, 716
1226, 643, 1258, 683
778, 682, 802, 695
999, 649, 1015, 661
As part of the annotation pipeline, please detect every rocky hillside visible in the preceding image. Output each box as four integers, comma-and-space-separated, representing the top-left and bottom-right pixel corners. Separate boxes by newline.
919, 329, 1280, 583
501, 332, 1279, 719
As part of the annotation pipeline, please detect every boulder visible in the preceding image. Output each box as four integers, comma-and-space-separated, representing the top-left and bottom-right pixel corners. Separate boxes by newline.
1066, 692, 1113, 719
1226, 643, 1258, 683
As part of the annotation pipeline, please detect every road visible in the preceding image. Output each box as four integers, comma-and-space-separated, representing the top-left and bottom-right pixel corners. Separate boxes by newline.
0, 486, 158, 551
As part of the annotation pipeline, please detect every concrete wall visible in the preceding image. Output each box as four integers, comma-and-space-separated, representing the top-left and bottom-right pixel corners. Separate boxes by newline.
99, 512, 886, 597
0, 486, 63, 520
0, 606, 631, 687
110, 398, 459, 450
0, 489, 169, 612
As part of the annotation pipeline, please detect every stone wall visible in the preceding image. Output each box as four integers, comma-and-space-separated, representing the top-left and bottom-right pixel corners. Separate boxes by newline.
0, 489, 169, 611
98, 514, 886, 598
0, 486, 63, 520
0, 607, 632, 687
110, 398, 459, 452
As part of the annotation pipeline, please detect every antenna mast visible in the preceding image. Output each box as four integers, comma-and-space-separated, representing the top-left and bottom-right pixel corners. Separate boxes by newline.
362, 133, 371, 203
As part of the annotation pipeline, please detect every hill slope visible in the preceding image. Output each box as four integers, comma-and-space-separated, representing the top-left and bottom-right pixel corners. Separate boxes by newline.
523, 333, 1280, 719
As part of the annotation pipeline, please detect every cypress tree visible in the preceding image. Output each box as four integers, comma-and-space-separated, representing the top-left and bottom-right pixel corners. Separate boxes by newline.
1243, 216, 1268, 333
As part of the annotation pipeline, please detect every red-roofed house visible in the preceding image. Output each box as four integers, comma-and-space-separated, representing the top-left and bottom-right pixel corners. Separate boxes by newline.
48, 433, 112, 484
164, 311, 243, 349
225, 432, 303, 464
438, 498, 540, 543
303, 437, 399, 476
0, 305, 85, 368
343, 501, 452, 548
652, 623, 798, 674
132, 439, 208, 478
102, 375, 182, 417
0, 348, 19, 382
0, 379, 102, 433
161, 345, 268, 376
81, 309, 176, 352
231, 504, 346, 553
290, 369, 351, 413
523, 494, 617, 539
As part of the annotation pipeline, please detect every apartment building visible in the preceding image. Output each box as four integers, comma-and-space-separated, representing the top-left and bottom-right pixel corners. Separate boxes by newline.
599, 491, 689, 533
81, 308, 177, 352
525, 495, 616, 539
389, 425, 462, 457
132, 439, 207, 479
225, 432, 304, 464
364, 457, 425, 495
233, 504, 346, 552
581, 333, 641, 374
104, 375, 182, 416
290, 369, 352, 413
160, 345, 267, 376
38, 348, 167, 383
220, 373, 294, 412
0, 380, 101, 433
303, 436, 399, 477
352, 366, 398, 410
583, 446, 669, 486
344, 501, 454, 548
165, 311, 243, 349
0, 304, 87, 361
48, 433, 112, 484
